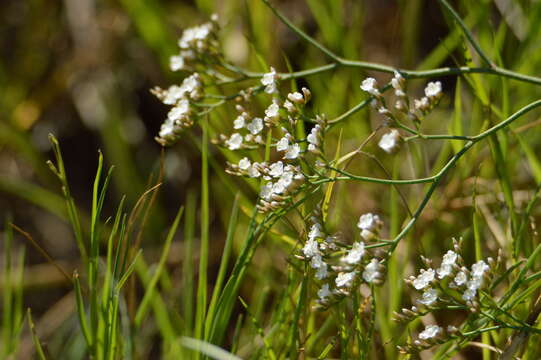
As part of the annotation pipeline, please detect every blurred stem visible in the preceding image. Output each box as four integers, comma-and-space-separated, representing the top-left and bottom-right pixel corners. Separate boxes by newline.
195, 116, 210, 349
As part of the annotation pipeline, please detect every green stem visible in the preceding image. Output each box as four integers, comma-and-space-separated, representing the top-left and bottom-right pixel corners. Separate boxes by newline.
437, 0, 493, 67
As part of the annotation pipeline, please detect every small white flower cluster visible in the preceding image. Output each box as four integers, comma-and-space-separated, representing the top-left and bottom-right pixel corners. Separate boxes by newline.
449, 259, 490, 303
301, 213, 386, 310
152, 73, 204, 146
357, 212, 383, 241
306, 123, 322, 153
276, 133, 301, 160
219, 78, 312, 156
419, 324, 442, 340
398, 324, 458, 354
221, 70, 321, 214
414, 81, 442, 113
378, 128, 400, 154
396, 240, 500, 354
302, 222, 331, 281
226, 158, 305, 211
220, 103, 270, 150
261, 67, 279, 94
169, 14, 220, 72
406, 245, 494, 310
258, 164, 305, 212
360, 74, 405, 153
360, 77, 381, 97
360, 73, 445, 155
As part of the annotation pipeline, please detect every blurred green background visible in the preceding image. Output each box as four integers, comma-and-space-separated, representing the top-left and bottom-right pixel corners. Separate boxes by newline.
3, 0, 541, 358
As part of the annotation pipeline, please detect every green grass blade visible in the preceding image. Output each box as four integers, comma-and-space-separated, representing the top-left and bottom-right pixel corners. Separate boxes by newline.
73, 271, 93, 349
205, 194, 240, 338
27, 309, 48, 360
134, 205, 184, 327
47, 134, 87, 261
180, 337, 242, 360
116, 249, 143, 292
195, 116, 210, 345
183, 190, 197, 336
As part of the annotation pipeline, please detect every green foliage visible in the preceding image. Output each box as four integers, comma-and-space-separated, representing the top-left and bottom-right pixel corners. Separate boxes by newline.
3, 0, 541, 359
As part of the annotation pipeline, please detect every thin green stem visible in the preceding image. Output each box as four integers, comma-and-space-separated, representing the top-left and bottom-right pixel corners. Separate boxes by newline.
437, 0, 493, 67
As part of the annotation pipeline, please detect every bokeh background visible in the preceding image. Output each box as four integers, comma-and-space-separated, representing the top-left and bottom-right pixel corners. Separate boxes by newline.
2, 0, 541, 358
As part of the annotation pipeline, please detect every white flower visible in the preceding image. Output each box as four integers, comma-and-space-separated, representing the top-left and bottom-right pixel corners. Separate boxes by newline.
167, 99, 191, 121
378, 129, 400, 153
362, 258, 381, 283
360, 77, 380, 96
442, 250, 458, 266
453, 271, 468, 286
357, 213, 381, 232
259, 182, 273, 200
414, 97, 429, 111
412, 268, 435, 290
343, 242, 365, 265
246, 117, 264, 135
283, 100, 295, 113
336, 271, 356, 288
391, 71, 404, 91
233, 114, 246, 129
238, 157, 251, 170
360, 229, 375, 241
276, 136, 289, 151
159, 120, 176, 139
437, 250, 458, 279
307, 125, 320, 152
261, 67, 278, 94
303, 238, 320, 258
272, 180, 287, 195
471, 260, 489, 278
419, 325, 442, 340
275, 171, 294, 192
425, 81, 442, 98
170, 55, 185, 71
418, 288, 438, 306
318, 283, 331, 300
462, 288, 477, 301
269, 161, 284, 178
178, 23, 213, 50
315, 263, 328, 280
163, 85, 184, 105
287, 92, 304, 104
265, 101, 280, 120
437, 264, 453, 279
310, 254, 324, 269
248, 165, 261, 178
308, 223, 323, 241
284, 143, 301, 159
226, 133, 243, 150
467, 277, 483, 291
378, 107, 390, 115
180, 73, 202, 99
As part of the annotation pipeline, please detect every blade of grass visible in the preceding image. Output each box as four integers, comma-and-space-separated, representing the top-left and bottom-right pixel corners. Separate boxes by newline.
181, 337, 242, 360
195, 116, 210, 349
73, 271, 93, 349
134, 205, 184, 326
27, 309, 48, 360
183, 190, 197, 337
47, 134, 87, 262
205, 194, 240, 338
